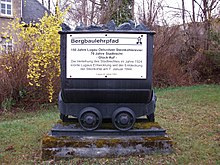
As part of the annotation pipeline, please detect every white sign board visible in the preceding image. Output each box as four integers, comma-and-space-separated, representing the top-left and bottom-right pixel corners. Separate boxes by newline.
66, 33, 147, 79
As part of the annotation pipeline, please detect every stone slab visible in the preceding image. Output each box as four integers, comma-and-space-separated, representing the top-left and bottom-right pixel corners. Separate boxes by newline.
42, 119, 173, 160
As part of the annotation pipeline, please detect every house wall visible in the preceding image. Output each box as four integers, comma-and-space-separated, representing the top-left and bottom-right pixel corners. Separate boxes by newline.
0, 0, 22, 32
0, 0, 22, 52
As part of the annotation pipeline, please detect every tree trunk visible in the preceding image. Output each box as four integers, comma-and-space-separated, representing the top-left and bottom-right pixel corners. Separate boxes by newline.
181, 0, 186, 31
82, 0, 88, 25
90, 0, 95, 24
55, 0, 59, 15
142, 0, 147, 25
131, 0, 135, 19
203, 0, 209, 50
192, 0, 195, 22
48, 0, 51, 11
148, 0, 153, 27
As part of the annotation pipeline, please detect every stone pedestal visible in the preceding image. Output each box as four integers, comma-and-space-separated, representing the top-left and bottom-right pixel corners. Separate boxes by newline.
42, 119, 172, 160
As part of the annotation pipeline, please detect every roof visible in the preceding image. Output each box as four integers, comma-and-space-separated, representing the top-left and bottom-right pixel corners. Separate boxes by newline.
21, 0, 50, 23
21, 0, 71, 30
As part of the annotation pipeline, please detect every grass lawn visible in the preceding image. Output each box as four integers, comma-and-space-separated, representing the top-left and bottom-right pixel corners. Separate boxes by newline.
0, 85, 219, 164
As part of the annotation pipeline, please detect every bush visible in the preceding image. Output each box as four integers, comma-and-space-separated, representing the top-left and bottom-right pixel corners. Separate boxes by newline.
0, 9, 64, 108
152, 21, 220, 87
153, 26, 191, 87
1, 97, 16, 111
0, 50, 29, 110
0, 9, 66, 111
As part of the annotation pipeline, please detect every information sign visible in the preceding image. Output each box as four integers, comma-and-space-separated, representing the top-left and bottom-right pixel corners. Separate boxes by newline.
66, 33, 147, 79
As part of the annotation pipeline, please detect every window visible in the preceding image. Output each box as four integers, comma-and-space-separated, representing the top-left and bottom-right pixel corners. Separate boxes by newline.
0, 0, 12, 16
0, 37, 13, 53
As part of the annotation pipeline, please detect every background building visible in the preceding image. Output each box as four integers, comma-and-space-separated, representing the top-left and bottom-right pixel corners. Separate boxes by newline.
0, 0, 50, 52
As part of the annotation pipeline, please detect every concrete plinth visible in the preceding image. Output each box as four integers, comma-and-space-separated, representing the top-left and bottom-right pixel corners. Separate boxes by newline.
42, 119, 172, 160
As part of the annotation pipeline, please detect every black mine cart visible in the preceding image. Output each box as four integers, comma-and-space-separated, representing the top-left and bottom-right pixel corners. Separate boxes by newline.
58, 30, 156, 131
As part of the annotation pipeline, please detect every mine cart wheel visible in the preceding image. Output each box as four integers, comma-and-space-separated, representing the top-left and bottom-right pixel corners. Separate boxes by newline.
112, 107, 136, 131
147, 113, 155, 122
78, 107, 102, 131
60, 113, 68, 122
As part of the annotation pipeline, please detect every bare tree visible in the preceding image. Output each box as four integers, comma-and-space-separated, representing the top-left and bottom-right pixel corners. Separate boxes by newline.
59, 0, 102, 26
60, 0, 134, 26
193, 0, 219, 50
137, 0, 163, 28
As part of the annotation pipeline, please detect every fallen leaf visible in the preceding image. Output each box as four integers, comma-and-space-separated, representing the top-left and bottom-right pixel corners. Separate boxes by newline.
5, 146, 15, 151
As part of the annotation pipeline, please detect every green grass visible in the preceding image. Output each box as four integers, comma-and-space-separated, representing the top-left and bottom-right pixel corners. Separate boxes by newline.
0, 85, 219, 164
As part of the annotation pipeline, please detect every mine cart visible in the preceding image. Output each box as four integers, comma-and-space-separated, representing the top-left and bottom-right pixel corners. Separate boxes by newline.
58, 28, 156, 131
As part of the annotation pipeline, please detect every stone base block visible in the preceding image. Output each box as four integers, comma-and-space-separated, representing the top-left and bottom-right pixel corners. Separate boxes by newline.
42, 119, 173, 160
